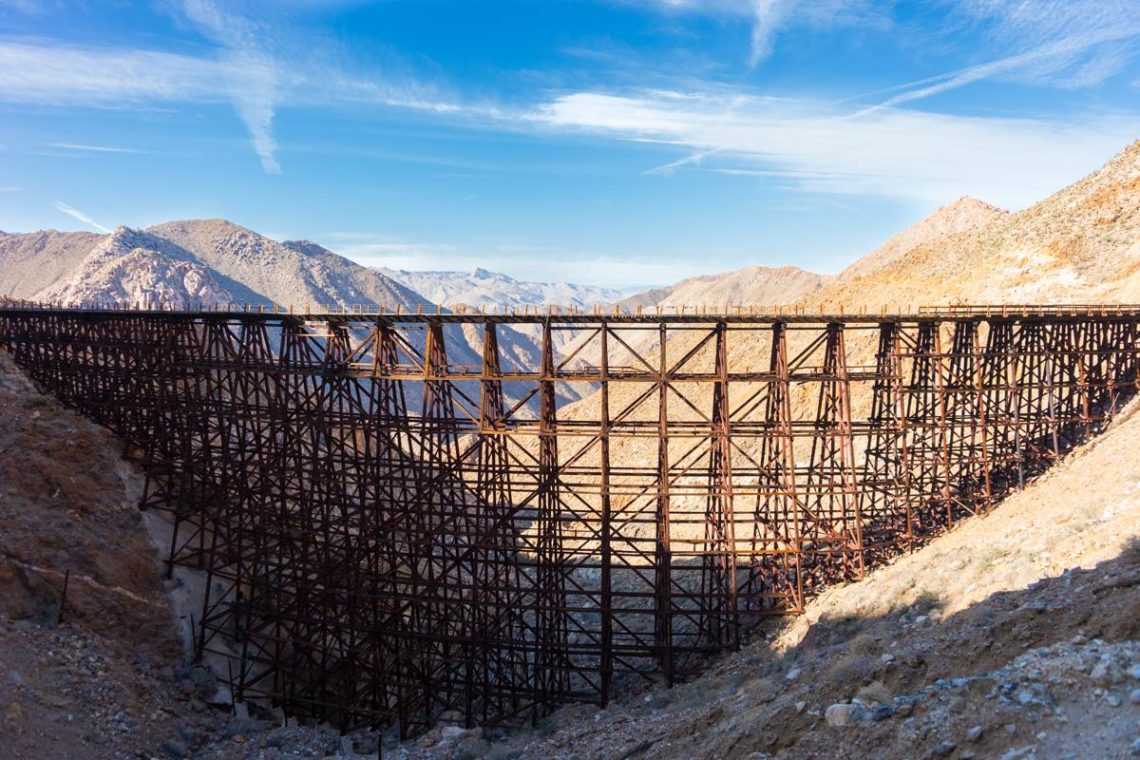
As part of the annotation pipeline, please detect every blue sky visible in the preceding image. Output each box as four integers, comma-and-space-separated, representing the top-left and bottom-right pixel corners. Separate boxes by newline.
1, 0, 1138, 287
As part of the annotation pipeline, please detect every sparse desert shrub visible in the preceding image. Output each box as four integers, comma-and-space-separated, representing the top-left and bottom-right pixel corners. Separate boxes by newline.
825, 652, 878, 688
912, 589, 943, 612
854, 679, 892, 705
812, 614, 867, 647
847, 632, 879, 656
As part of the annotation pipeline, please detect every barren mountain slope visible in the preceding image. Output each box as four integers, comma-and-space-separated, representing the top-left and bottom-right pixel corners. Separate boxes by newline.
616, 192, 1003, 314
0, 230, 102, 299
803, 139, 1140, 309
619, 285, 674, 310
456, 396, 1140, 760
836, 196, 1008, 282
0, 222, 433, 311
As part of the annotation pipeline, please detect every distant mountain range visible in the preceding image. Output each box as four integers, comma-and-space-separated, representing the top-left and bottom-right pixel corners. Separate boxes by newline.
376, 267, 626, 311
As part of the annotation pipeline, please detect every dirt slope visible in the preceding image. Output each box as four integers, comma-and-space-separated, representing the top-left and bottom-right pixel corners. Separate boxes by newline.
0, 351, 189, 759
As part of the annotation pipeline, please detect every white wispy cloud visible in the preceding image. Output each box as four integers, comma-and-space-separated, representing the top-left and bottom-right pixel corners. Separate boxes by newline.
0, 41, 227, 105
853, 5, 1140, 113
180, 0, 282, 173
748, 0, 791, 66
628, 0, 1140, 80
47, 142, 150, 154
643, 147, 721, 175
533, 89, 1137, 208
53, 201, 111, 233
627, 0, 887, 66
0, 3, 459, 174
950, 0, 1140, 76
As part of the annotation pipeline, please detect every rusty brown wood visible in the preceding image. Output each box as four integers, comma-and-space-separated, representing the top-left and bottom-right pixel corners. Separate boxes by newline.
1, 304, 1136, 735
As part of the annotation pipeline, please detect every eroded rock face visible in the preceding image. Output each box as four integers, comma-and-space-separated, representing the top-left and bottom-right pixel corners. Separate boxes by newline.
41, 227, 234, 307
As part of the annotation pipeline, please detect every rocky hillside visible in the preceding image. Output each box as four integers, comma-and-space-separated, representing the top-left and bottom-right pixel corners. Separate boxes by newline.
376, 266, 625, 310
621, 264, 831, 310
0, 229, 104, 299
143, 221, 428, 310
616, 194, 1006, 315
42, 227, 234, 307
0, 221, 430, 311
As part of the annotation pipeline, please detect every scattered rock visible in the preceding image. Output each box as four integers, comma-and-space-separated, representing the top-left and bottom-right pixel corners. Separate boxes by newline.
1000, 748, 1033, 760
967, 725, 984, 742
825, 703, 857, 727
1090, 660, 1122, 686
865, 702, 894, 721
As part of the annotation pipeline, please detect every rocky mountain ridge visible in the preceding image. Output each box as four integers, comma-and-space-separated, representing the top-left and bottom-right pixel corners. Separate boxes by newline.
0, 220, 429, 311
